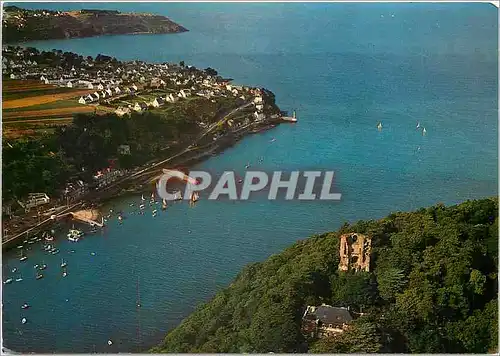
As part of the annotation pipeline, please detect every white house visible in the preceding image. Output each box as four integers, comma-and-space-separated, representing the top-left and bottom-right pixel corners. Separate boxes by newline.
253, 96, 263, 104
87, 83, 94, 89
256, 104, 264, 111
40, 75, 47, 82
93, 92, 100, 99
97, 83, 104, 90
180, 89, 191, 98
105, 88, 113, 96
166, 93, 177, 103
132, 84, 138, 91
134, 102, 148, 112
114, 87, 121, 94
254, 112, 265, 121
78, 96, 86, 104
115, 106, 131, 117
67, 81, 73, 88
86, 94, 94, 102
152, 97, 165, 107
10, 73, 16, 79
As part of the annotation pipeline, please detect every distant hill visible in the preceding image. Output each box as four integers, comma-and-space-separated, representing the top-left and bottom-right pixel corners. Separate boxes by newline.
152, 198, 498, 353
2, 6, 188, 43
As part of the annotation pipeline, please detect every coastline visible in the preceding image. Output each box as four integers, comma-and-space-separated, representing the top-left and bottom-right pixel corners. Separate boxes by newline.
2, 116, 285, 251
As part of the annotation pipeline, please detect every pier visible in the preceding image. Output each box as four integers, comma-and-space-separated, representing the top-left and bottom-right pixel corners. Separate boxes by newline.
282, 109, 297, 122
1, 205, 102, 249
64, 209, 104, 227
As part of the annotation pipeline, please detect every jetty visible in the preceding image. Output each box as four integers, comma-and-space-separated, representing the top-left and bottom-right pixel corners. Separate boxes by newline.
63, 209, 104, 227
2, 206, 102, 249
282, 110, 297, 122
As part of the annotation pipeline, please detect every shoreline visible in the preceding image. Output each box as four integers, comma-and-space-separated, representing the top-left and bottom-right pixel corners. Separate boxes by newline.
2, 118, 284, 251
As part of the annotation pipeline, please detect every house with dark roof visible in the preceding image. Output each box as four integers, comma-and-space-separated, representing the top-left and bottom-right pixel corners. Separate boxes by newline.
302, 304, 355, 338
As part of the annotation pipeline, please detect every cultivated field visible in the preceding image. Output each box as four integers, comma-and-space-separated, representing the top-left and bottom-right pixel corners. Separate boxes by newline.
2, 79, 98, 137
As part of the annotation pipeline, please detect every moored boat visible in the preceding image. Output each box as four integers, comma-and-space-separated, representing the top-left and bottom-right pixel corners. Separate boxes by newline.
68, 228, 84, 242
4, 278, 13, 285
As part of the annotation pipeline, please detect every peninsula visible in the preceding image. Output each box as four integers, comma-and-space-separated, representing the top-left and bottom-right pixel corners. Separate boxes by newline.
2, 6, 188, 43
2, 45, 290, 247
153, 198, 498, 354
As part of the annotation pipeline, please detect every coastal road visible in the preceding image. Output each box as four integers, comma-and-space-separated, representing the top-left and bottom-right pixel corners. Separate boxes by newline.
2, 203, 82, 246
2, 101, 256, 246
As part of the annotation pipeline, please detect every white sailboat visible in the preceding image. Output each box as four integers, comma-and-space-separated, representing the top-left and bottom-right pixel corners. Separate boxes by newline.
377, 122, 383, 131
162, 198, 167, 210
190, 192, 199, 203
422, 127, 427, 136
416, 121, 421, 129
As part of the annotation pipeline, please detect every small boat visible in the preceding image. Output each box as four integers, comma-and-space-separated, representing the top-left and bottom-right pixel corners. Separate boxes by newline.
130, 203, 135, 207
20, 251, 27, 262
162, 199, 167, 210
416, 121, 421, 129
91, 252, 96, 256
21, 303, 30, 309
36, 272, 43, 280
139, 204, 145, 210
45, 235, 54, 242
141, 194, 145, 201
270, 138, 276, 143
377, 122, 383, 131
39, 263, 47, 270
152, 209, 158, 214
190, 192, 199, 203
51, 249, 60, 255
4, 278, 13, 285
21, 318, 27, 324
11, 267, 17, 273
107, 340, 113, 346
173, 191, 183, 201
17, 245, 24, 249
34, 264, 39, 269
16, 275, 23, 282
118, 215, 123, 222
62, 270, 68, 277
245, 163, 250, 169
422, 127, 427, 135
61, 259, 67, 268
27, 240, 35, 245
68, 228, 84, 242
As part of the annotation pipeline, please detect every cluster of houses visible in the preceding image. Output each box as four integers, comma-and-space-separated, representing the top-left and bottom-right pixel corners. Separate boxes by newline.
3, 46, 271, 118
93, 168, 127, 189
78, 84, 138, 105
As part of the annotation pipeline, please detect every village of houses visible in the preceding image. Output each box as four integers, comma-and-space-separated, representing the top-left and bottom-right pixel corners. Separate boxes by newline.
3, 45, 269, 122
2, 46, 277, 231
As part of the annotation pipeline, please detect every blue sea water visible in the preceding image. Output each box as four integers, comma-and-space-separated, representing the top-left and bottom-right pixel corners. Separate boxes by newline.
2, 2, 498, 353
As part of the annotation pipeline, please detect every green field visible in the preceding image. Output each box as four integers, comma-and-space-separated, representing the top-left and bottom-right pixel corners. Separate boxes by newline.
3, 99, 86, 113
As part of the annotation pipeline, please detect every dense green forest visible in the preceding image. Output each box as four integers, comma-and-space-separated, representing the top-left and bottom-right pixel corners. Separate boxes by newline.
3, 97, 238, 203
152, 198, 498, 353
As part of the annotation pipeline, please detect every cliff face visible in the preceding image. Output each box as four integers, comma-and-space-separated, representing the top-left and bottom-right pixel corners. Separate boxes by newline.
2, 6, 188, 43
